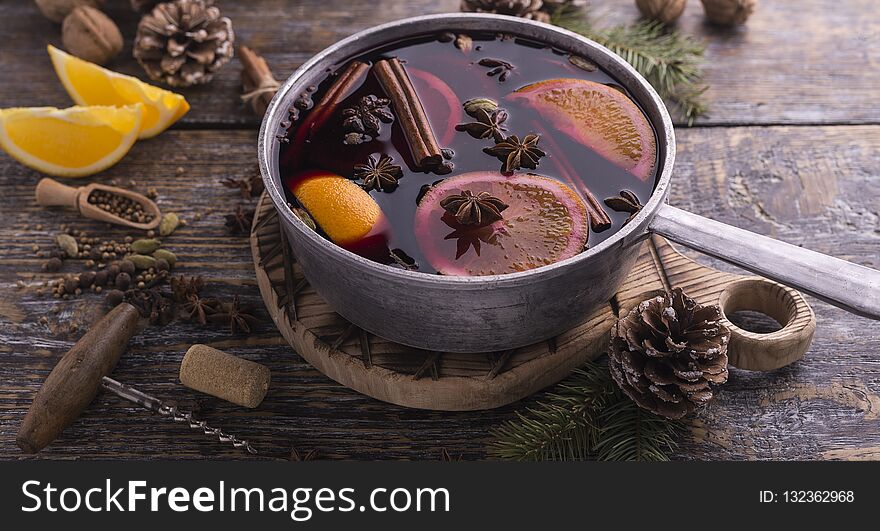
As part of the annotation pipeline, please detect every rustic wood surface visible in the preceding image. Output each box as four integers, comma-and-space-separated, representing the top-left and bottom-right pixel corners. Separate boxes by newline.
1, 0, 879, 460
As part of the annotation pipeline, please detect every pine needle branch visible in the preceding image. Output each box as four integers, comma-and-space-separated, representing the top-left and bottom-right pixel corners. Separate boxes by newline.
488, 361, 685, 461
551, 8, 708, 125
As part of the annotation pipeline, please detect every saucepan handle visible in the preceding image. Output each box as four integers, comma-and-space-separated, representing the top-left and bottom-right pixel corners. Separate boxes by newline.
648, 204, 880, 320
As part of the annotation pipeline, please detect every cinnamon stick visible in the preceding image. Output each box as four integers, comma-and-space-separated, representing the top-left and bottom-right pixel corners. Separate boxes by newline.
532, 121, 612, 232
284, 60, 369, 166
373, 58, 443, 169
238, 45, 280, 116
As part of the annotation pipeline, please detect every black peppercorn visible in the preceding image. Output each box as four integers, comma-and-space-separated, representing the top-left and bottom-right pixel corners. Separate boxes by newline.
115, 272, 131, 291
94, 270, 108, 286
79, 271, 96, 288
107, 264, 120, 279
105, 290, 124, 308
120, 259, 136, 275
64, 277, 78, 294
45, 257, 63, 272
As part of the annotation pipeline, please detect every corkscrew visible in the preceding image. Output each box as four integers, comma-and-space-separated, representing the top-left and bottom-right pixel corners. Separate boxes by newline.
101, 376, 258, 455
17, 303, 258, 456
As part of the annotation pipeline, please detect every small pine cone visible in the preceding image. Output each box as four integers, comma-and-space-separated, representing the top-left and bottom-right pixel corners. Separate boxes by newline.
460, 0, 551, 23
609, 288, 730, 419
133, 0, 235, 87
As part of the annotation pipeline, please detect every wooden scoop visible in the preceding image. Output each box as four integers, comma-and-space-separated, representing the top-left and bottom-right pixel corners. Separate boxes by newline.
35, 177, 162, 230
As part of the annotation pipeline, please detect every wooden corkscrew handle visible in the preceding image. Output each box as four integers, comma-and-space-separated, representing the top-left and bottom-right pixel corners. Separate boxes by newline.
16, 303, 141, 453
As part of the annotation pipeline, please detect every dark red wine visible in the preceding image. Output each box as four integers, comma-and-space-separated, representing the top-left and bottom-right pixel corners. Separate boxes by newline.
279, 32, 658, 275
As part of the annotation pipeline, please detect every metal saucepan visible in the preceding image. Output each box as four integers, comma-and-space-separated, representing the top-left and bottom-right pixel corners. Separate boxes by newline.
259, 14, 880, 352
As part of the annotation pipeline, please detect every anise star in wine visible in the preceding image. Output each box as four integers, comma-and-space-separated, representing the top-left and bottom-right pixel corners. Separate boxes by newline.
341, 95, 394, 139
483, 133, 546, 173
604, 189, 643, 225
353, 154, 403, 192
443, 223, 507, 260
209, 295, 260, 334
455, 108, 508, 142
440, 190, 509, 226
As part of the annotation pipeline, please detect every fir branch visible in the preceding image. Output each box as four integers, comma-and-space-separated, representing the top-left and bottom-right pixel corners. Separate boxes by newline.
488, 361, 685, 461
551, 9, 708, 125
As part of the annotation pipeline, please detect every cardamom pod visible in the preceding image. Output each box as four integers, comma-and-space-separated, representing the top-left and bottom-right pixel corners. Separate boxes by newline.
131, 238, 162, 254
152, 249, 177, 267
128, 254, 157, 270
293, 207, 317, 232
463, 98, 498, 118
56, 233, 78, 258
159, 212, 180, 236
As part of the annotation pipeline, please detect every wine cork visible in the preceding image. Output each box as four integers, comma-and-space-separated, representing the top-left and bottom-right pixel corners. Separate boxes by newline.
179, 345, 270, 408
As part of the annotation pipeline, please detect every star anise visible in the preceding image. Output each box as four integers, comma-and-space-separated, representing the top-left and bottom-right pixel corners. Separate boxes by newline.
455, 108, 508, 142
483, 133, 545, 173
443, 219, 507, 260
604, 189, 643, 225
440, 190, 509, 226
353, 154, 403, 192
221, 173, 264, 199
341, 95, 394, 142
171, 275, 204, 302
209, 295, 260, 334
477, 58, 514, 82
225, 205, 255, 234
182, 293, 220, 325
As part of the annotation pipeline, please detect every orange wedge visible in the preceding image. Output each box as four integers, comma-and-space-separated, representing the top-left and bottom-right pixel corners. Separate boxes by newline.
287, 170, 383, 246
48, 45, 189, 139
0, 105, 142, 177
508, 78, 657, 180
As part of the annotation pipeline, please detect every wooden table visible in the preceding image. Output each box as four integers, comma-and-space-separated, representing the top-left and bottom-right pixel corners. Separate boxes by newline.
1, 0, 878, 460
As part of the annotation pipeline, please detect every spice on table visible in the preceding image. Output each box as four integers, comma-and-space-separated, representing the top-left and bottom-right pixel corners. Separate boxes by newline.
225, 205, 254, 235
130, 238, 161, 254
56, 233, 79, 258
183, 293, 219, 325
636, 0, 687, 25
238, 45, 281, 117
700, 0, 756, 26
88, 188, 156, 225
179, 344, 270, 409
221, 174, 264, 199
61, 5, 123, 65
159, 213, 180, 236
128, 254, 157, 270
152, 249, 177, 267
208, 295, 259, 334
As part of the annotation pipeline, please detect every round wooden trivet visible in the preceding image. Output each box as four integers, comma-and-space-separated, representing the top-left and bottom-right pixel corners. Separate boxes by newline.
250, 192, 816, 410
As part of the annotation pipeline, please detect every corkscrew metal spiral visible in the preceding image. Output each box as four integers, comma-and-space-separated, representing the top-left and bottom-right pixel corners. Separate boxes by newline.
101, 376, 258, 455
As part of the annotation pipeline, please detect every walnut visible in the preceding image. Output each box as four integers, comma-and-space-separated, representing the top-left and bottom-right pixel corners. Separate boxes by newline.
700, 0, 756, 26
34, 0, 105, 24
635, 0, 687, 25
61, 5, 122, 65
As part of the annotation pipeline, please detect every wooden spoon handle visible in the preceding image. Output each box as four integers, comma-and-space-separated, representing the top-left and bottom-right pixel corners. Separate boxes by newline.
16, 303, 141, 453
35, 178, 81, 208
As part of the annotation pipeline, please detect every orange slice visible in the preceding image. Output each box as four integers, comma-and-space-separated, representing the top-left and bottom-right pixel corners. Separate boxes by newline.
414, 172, 589, 276
507, 78, 657, 180
0, 104, 142, 177
48, 45, 189, 139
287, 170, 383, 246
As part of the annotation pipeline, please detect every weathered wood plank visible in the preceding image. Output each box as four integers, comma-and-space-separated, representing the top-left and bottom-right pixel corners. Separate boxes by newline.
0, 0, 878, 127
1, 125, 879, 459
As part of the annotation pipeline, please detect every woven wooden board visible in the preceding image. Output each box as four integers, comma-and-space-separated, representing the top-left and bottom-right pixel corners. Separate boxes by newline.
250, 192, 816, 410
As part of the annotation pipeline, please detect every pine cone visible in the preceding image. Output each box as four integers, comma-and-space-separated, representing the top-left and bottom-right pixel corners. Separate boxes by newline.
609, 288, 730, 419
133, 0, 234, 87
460, 0, 545, 22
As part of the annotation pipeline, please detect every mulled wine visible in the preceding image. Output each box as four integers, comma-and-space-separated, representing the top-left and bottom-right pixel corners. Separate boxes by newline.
278, 32, 658, 276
